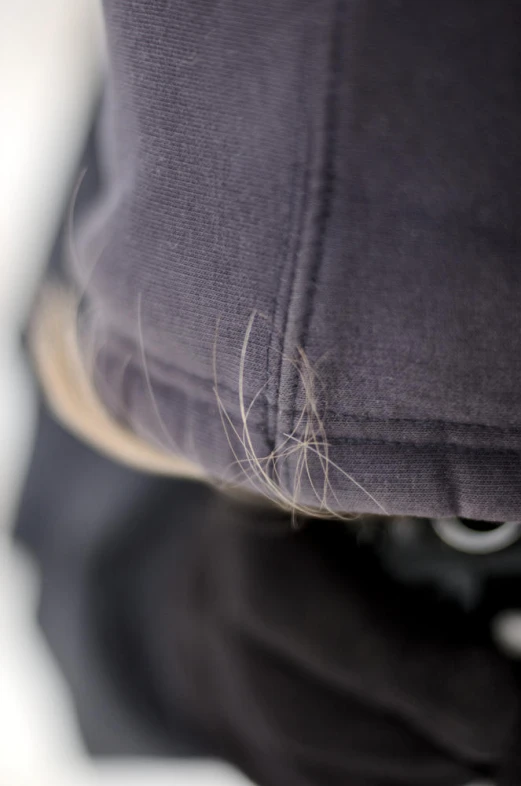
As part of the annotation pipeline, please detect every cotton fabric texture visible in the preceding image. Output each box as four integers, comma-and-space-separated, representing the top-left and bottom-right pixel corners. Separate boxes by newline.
74, 0, 521, 519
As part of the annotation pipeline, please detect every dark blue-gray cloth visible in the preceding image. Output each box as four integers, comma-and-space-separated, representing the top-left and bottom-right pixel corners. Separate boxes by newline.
75, 0, 521, 522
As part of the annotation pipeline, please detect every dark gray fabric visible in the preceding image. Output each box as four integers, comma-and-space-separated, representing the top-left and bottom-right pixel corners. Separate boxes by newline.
75, 0, 521, 520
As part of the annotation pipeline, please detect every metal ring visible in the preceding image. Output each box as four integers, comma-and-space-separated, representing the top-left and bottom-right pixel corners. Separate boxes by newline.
431, 518, 521, 555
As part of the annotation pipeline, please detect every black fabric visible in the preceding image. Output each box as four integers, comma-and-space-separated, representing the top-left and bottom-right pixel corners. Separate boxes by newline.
15, 400, 208, 758
17, 400, 521, 783
72, 0, 521, 521
131, 500, 521, 786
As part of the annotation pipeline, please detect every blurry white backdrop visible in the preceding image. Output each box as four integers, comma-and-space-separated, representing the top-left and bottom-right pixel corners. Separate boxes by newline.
0, 2, 249, 785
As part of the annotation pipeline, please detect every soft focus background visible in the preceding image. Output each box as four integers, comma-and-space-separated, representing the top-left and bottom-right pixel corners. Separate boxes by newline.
0, 2, 248, 784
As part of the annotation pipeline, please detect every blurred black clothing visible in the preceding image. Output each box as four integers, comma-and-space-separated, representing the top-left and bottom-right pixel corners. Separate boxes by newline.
144, 498, 521, 786
15, 403, 521, 784
15, 401, 209, 758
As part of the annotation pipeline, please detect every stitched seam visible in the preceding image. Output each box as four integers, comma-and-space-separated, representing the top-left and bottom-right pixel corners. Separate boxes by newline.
297, 0, 343, 355
319, 436, 521, 455
94, 347, 521, 454
265, 132, 303, 459
267, 153, 311, 458
283, 409, 521, 434
92, 334, 521, 438
278, 158, 314, 492
277, 0, 343, 493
